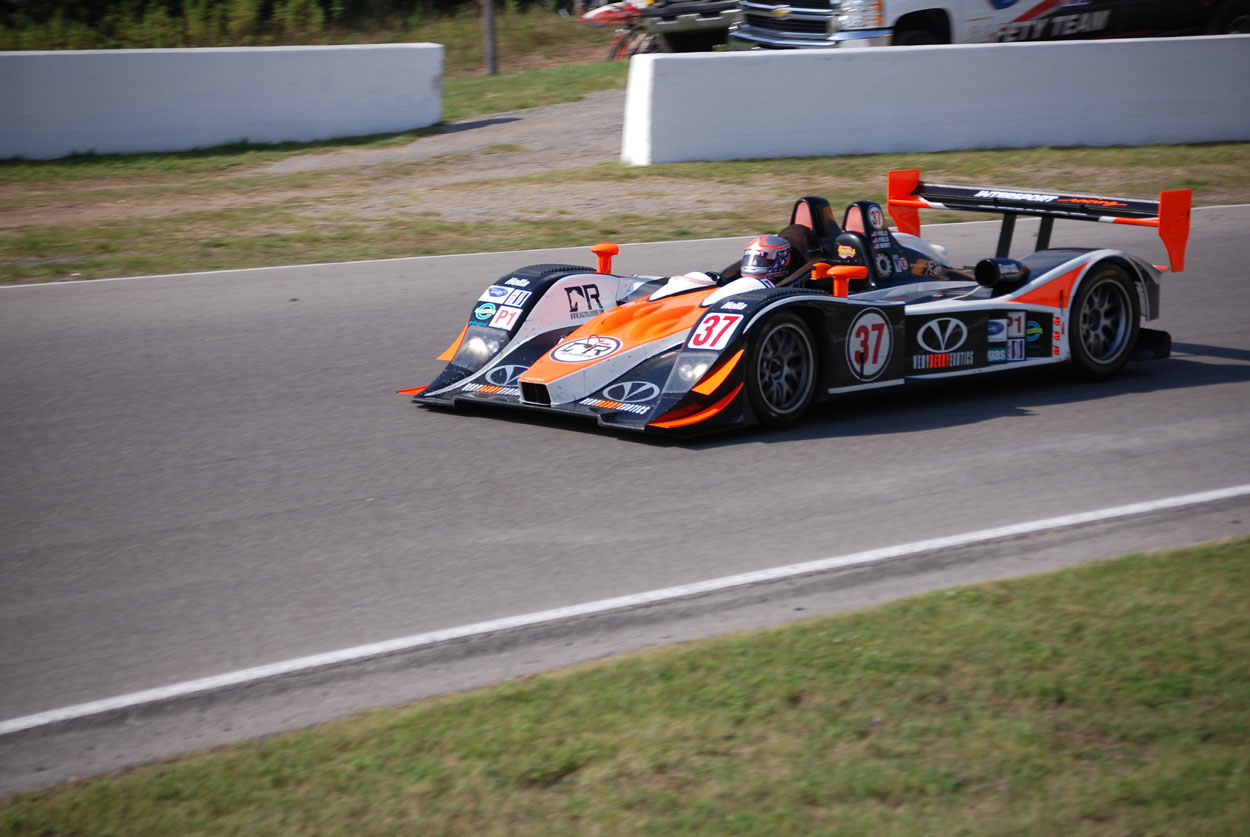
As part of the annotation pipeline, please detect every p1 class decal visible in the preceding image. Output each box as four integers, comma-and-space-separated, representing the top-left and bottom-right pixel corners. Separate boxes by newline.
688, 313, 744, 351
552, 336, 622, 363
601, 381, 660, 404
489, 305, 523, 331
847, 309, 892, 381
917, 317, 969, 353
484, 364, 527, 387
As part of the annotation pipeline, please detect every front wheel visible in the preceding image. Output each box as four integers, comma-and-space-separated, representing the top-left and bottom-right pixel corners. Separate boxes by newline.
745, 312, 817, 427
1069, 264, 1140, 380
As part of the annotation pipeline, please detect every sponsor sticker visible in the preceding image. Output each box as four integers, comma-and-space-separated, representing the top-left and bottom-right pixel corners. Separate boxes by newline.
566, 283, 605, 320
893, 255, 909, 273
478, 285, 511, 302
1026, 320, 1044, 342
503, 289, 532, 307
504, 277, 530, 288
917, 317, 969, 353
601, 381, 660, 404
847, 309, 893, 381
988, 346, 1008, 364
974, 189, 1058, 203
1008, 338, 1026, 361
473, 302, 498, 321
911, 351, 975, 370
838, 244, 857, 261
461, 383, 519, 396
874, 252, 893, 277
489, 305, 524, 331
721, 301, 748, 311
688, 312, 744, 351
871, 230, 891, 250
988, 318, 1007, 343
552, 335, 622, 363
484, 365, 526, 386
579, 398, 649, 416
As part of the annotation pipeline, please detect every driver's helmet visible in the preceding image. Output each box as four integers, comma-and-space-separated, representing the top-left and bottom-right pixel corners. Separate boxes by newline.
741, 234, 792, 283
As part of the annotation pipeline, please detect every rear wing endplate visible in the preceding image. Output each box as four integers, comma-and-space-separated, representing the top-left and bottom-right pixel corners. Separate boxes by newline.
886, 169, 1192, 272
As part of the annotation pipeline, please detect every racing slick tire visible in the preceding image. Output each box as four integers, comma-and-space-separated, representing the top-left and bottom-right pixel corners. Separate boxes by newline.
1069, 263, 1140, 380
745, 312, 817, 427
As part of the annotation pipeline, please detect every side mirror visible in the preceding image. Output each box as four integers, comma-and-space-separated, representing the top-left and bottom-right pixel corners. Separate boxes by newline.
813, 263, 869, 297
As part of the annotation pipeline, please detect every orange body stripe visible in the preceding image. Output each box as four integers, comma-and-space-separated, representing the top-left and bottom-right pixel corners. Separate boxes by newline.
1013, 265, 1082, 308
649, 384, 743, 430
521, 289, 715, 385
436, 324, 469, 362
396, 385, 427, 395
693, 349, 743, 396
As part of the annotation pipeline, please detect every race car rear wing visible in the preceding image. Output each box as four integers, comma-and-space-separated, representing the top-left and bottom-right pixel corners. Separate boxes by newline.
886, 169, 1191, 272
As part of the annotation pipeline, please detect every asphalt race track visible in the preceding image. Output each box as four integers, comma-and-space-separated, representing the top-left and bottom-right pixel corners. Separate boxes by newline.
2, 206, 1249, 794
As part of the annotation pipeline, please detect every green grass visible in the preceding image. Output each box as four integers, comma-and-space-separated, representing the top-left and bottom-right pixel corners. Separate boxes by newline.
3, 536, 1248, 834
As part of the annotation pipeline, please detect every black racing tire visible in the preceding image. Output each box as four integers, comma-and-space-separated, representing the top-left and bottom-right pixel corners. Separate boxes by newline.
892, 29, 938, 45
1069, 264, 1140, 380
745, 312, 817, 427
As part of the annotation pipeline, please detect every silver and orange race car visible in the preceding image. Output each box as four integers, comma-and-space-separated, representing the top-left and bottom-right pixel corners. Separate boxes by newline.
400, 169, 1191, 436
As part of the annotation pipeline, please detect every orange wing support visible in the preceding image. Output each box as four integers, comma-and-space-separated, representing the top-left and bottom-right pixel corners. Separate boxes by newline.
1158, 189, 1191, 273
887, 168, 923, 236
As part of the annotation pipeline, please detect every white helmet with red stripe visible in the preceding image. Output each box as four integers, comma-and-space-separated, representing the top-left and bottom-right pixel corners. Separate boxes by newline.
741, 234, 791, 283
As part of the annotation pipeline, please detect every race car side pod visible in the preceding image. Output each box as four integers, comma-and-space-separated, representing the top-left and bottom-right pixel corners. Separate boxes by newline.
885, 169, 1192, 273
591, 242, 619, 274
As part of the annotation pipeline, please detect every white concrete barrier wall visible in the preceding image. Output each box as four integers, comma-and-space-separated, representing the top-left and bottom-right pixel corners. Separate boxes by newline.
621, 35, 1250, 165
0, 44, 443, 160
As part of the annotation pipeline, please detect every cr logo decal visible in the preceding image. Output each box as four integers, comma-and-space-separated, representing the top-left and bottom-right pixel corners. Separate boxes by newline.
602, 381, 660, 403
552, 336, 622, 363
566, 284, 604, 319
918, 318, 969, 353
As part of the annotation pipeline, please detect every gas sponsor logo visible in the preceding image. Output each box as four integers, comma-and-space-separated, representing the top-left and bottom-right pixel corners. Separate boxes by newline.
473, 302, 498, 321
917, 317, 969, 353
911, 351, 974, 370
974, 189, 1058, 203
552, 335, 622, 363
987, 346, 1009, 364
489, 305, 524, 331
566, 284, 604, 320
479, 285, 511, 302
601, 380, 660, 404
988, 319, 1007, 343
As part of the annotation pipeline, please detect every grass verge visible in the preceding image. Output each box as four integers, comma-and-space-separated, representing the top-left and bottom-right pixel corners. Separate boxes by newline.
3, 536, 1249, 834
2, 141, 1247, 284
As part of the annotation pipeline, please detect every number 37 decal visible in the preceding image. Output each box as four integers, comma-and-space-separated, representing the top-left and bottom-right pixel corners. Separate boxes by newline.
688, 313, 744, 351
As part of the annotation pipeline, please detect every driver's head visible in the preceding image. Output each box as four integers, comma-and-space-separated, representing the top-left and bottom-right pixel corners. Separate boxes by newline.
741, 234, 792, 283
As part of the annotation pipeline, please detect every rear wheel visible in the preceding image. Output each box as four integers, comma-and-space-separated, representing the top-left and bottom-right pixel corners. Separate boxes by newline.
745, 312, 817, 427
1069, 264, 1140, 379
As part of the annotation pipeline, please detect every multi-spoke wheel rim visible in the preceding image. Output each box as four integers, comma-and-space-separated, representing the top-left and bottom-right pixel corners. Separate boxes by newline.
755, 322, 814, 415
1079, 278, 1132, 363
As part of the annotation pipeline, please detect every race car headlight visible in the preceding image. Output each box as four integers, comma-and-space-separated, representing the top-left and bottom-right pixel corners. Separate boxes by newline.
837, 0, 883, 30
451, 328, 506, 373
664, 352, 718, 392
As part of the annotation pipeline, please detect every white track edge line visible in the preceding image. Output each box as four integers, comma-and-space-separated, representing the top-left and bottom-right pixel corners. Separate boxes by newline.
3, 482, 1249, 737
5, 204, 1246, 289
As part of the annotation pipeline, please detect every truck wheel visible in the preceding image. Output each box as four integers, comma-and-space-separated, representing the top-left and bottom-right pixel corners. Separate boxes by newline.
1069, 264, 1140, 380
893, 29, 938, 45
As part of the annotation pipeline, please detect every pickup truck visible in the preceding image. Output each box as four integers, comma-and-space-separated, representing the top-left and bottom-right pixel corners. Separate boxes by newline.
727, 0, 1248, 50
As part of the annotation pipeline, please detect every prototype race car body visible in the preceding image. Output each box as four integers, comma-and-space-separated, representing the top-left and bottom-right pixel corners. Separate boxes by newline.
401, 169, 1191, 436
